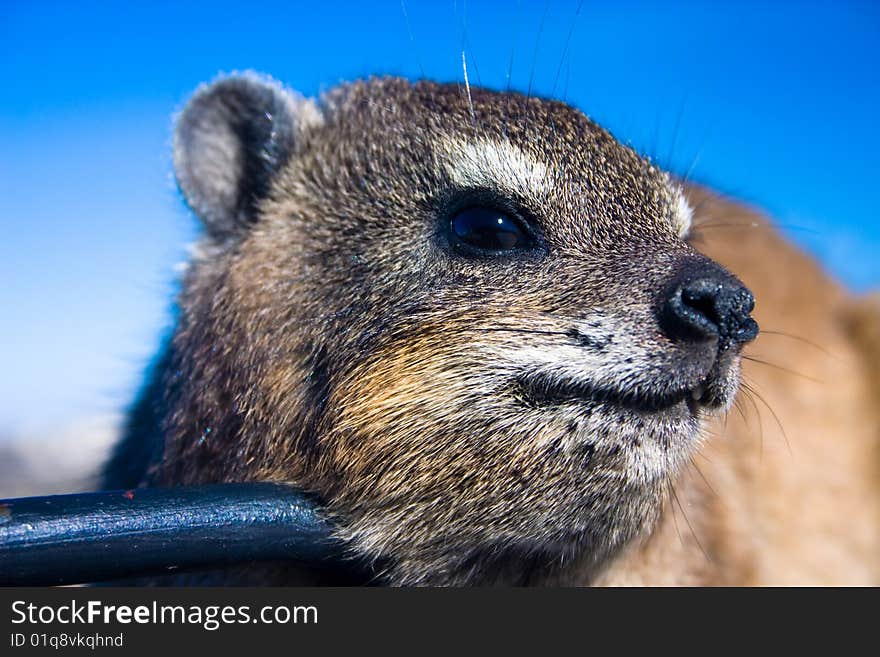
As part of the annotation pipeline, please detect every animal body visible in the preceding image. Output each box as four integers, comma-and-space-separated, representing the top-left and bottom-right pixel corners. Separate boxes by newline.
104, 73, 880, 585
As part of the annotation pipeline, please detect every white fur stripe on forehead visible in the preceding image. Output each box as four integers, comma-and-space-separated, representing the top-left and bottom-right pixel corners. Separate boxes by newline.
440, 138, 552, 200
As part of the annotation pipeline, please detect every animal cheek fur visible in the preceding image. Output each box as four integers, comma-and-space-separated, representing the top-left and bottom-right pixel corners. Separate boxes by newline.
302, 333, 660, 581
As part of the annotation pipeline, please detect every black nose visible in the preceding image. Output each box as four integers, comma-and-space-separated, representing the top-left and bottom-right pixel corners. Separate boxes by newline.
660, 266, 759, 345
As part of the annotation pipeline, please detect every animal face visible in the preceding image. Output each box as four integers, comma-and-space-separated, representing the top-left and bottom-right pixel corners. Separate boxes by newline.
164, 74, 757, 584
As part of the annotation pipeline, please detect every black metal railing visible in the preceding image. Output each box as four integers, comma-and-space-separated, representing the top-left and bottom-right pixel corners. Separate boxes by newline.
0, 483, 350, 586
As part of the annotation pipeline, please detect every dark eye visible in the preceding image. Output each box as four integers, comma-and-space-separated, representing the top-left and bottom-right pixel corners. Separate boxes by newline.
449, 207, 534, 254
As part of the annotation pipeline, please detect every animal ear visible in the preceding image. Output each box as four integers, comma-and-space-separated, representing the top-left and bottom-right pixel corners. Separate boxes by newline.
173, 73, 322, 240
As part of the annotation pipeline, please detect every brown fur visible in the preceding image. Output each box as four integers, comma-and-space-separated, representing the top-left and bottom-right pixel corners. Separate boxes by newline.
107, 74, 880, 585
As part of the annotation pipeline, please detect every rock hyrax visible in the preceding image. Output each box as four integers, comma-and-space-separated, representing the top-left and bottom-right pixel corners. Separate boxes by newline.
104, 73, 880, 585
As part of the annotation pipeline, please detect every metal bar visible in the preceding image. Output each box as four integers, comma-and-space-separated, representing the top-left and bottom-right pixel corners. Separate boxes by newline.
0, 483, 346, 586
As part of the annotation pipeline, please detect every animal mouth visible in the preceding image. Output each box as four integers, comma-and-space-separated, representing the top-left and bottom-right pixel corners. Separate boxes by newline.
516, 371, 714, 415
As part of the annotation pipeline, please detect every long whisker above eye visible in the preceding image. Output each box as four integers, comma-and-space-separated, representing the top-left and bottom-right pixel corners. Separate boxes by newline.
692, 220, 820, 235
550, 0, 584, 98
691, 221, 761, 231
680, 149, 703, 187
526, 0, 551, 101
461, 51, 477, 139
398, 0, 425, 79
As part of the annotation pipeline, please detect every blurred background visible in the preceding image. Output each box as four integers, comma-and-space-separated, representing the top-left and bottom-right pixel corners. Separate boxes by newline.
1, 1, 878, 493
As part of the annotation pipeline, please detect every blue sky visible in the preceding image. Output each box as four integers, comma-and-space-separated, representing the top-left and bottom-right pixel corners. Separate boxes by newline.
1, 1, 878, 435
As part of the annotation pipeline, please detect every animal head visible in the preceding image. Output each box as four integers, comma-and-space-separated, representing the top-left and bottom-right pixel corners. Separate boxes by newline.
159, 73, 757, 584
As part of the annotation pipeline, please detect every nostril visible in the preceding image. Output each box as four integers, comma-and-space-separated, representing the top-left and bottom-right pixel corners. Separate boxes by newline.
681, 285, 723, 333
660, 273, 759, 345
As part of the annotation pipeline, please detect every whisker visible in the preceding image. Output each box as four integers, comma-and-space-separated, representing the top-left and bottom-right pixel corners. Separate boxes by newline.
562, 45, 573, 103
741, 355, 822, 384
731, 394, 750, 430
662, 471, 686, 551
688, 455, 719, 500
694, 220, 819, 235
504, 0, 521, 96
664, 94, 689, 173
691, 221, 761, 231
503, 0, 523, 140
669, 476, 711, 564
742, 378, 792, 454
663, 452, 685, 547
739, 386, 765, 462
399, 0, 426, 79
458, 1, 483, 89
461, 50, 478, 139
757, 330, 837, 359
681, 153, 702, 186
526, 0, 551, 101
550, 0, 585, 98
663, 445, 707, 563
692, 443, 716, 467
733, 390, 764, 461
